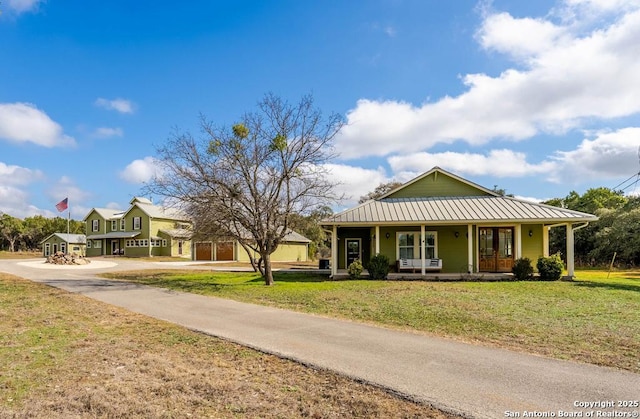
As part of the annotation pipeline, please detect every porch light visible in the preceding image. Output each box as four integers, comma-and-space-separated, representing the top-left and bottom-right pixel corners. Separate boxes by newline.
454, 231, 460, 238
385, 232, 390, 239
529, 230, 533, 237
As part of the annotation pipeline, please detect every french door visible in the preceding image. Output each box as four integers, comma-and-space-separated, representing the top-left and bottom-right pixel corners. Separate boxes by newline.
479, 227, 514, 272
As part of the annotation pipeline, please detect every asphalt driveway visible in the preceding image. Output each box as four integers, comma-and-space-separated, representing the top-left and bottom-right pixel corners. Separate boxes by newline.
1, 258, 638, 419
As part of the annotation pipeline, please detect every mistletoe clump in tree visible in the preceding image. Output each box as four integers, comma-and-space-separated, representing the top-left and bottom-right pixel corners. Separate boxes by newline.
147, 93, 344, 285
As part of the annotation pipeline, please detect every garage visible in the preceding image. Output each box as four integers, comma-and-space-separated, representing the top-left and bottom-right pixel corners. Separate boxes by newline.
195, 242, 213, 261
215, 242, 234, 261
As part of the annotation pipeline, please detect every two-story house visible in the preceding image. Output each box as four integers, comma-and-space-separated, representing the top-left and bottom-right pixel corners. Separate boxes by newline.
84, 197, 192, 258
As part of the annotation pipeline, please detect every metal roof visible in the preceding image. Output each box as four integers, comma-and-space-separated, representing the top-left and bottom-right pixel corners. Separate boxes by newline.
323, 196, 598, 225
83, 208, 123, 221
282, 229, 312, 243
159, 228, 193, 239
126, 202, 191, 221
40, 233, 87, 244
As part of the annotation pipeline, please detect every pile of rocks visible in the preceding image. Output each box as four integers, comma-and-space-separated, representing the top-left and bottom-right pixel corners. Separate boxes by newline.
46, 251, 91, 265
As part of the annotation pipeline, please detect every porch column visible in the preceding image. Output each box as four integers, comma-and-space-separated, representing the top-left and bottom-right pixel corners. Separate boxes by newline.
331, 225, 338, 277
566, 223, 575, 278
420, 224, 425, 275
543, 227, 549, 257
467, 224, 473, 273
515, 224, 522, 259
375, 225, 380, 255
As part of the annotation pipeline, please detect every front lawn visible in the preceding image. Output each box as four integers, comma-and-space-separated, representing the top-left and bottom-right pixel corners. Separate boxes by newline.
101, 269, 640, 373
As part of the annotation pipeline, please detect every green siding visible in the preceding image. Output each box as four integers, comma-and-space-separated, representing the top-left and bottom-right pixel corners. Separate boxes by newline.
42, 237, 86, 257
237, 243, 309, 262
437, 226, 470, 273
521, 224, 545, 267
387, 171, 492, 199
339, 226, 470, 273
124, 207, 149, 239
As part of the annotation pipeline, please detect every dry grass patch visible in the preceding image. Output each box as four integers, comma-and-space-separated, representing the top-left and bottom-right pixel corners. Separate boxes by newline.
0, 273, 453, 418
0, 251, 41, 259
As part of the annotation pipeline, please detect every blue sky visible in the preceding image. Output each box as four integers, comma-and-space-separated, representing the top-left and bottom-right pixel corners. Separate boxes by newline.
2, 0, 640, 219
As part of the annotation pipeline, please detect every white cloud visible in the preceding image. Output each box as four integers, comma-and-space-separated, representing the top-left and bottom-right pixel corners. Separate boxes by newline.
4, 0, 43, 15
323, 163, 391, 207
0, 162, 44, 185
335, 4, 640, 159
94, 97, 136, 114
549, 127, 640, 183
92, 127, 124, 138
0, 185, 33, 217
384, 26, 396, 37
120, 157, 162, 184
0, 103, 75, 147
0, 161, 44, 218
388, 149, 556, 178
476, 12, 567, 62
47, 176, 91, 204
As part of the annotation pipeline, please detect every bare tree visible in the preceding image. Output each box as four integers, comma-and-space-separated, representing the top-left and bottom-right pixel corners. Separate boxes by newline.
146, 93, 344, 285
358, 181, 403, 204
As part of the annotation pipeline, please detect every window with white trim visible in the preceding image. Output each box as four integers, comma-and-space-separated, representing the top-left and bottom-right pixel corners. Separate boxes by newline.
94, 240, 101, 248
424, 232, 437, 259
92, 219, 99, 232
111, 220, 117, 231
133, 217, 141, 230
398, 233, 416, 259
87, 241, 92, 248
120, 219, 125, 230
397, 231, 438, 260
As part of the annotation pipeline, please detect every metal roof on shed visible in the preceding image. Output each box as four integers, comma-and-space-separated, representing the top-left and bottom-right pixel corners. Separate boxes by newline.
323, 196, 598, 225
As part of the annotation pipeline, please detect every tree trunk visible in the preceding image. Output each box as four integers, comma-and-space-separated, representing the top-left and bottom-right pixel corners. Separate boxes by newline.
262, 252, 274, 286
257, 257, 265, 276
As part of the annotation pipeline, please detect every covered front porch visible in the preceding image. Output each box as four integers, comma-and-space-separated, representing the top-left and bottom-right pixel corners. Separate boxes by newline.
327, 222, 584, 279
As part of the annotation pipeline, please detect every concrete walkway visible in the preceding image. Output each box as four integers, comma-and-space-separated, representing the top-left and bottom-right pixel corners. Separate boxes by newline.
2, 258, 638, 419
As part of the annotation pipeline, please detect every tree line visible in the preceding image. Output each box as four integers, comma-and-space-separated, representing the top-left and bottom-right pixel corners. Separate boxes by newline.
0, 213, 84, 252
1, 186, 637, 268
545, 187, 640, 267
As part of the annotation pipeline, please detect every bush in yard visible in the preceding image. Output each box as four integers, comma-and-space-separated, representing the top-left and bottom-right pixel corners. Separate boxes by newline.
347, 259, 363, 279
367, 254, 390, 280
536, 254, 564, 281
512, 257, 534, 281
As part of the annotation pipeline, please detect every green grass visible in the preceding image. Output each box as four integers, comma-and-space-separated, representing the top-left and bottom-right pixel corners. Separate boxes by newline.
102, 269, 640, 373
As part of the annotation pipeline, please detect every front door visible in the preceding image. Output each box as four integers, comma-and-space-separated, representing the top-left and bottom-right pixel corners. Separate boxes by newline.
345, 238, 361, 266
479, 227, 514, 272
111, 240, 119, 255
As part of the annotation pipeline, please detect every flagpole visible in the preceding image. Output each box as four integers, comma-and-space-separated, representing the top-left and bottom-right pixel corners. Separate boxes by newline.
67, 202, 70, 254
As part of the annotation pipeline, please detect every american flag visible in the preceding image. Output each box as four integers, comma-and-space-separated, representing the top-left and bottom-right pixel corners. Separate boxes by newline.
55, 197, 68, 212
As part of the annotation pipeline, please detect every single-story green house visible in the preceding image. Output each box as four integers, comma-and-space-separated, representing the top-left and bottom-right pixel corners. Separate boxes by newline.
41, 233, 87, 257
321, 167, 598, 278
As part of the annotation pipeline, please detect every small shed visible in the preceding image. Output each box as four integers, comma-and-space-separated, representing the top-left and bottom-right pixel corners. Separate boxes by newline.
41, 233, 87, 257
